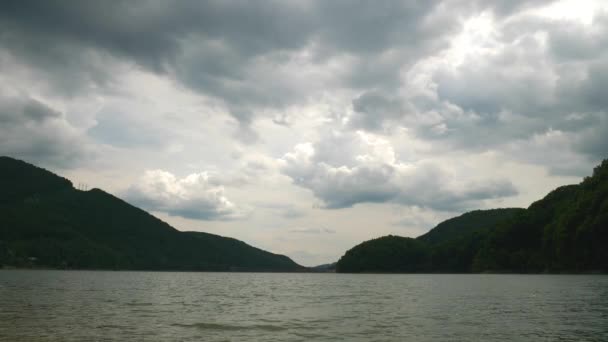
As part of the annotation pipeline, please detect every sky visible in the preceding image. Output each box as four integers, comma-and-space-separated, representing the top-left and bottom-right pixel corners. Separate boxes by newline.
1, 0, 607, 266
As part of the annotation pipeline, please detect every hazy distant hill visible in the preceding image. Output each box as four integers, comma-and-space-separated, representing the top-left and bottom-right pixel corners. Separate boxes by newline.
337, 159, 608, 273
0, 156, 302, 271
310, 262, 337, 272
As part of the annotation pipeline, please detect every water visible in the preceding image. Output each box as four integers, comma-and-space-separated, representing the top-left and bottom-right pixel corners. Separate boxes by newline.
0, 271, 607, 341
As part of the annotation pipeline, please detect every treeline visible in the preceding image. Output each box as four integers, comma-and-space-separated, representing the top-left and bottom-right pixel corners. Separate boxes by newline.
0, 156, 302, 271
337, 159, 608, 273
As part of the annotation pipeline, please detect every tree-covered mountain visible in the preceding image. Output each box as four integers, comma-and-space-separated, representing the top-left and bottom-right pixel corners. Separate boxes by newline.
336, 236, 431, 273
337, 159, 608, 273
0, 156, 303, 271
473, 160, 608, 273
337, 209, 521, 273
417, 208, 525, 245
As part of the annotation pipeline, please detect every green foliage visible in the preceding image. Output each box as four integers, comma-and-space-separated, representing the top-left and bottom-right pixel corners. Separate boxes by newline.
337, 159, 608, 273
337, 209, 520, 273
473, 161, 608, 273
0, 157, 302, 271
337, 236, 430, 273
0, 156, 72, 205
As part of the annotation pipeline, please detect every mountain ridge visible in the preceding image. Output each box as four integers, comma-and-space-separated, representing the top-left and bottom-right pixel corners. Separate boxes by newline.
336, 159, 608, 273
0, 156, 303, 271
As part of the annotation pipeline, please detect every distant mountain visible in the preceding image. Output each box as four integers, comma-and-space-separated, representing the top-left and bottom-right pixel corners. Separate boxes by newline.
0, 156, 303, 271
336, 159, 608, 273
337, 209, 521, 273
310, 262, 337, 272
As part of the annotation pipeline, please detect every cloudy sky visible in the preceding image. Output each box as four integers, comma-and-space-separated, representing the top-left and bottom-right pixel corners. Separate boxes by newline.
1, 0, 607, 266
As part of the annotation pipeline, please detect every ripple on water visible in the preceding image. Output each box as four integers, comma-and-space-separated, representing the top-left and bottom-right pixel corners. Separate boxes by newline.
171, 322, 288, 332
0, 272, 607, 342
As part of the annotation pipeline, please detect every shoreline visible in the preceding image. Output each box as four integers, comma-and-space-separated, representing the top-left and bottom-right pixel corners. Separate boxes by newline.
2, 267, 605, 275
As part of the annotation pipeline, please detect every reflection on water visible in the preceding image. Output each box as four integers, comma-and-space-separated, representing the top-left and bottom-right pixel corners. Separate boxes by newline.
1, 271, 607, 341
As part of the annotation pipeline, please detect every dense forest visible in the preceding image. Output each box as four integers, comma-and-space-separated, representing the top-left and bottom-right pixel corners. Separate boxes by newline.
337, 159, 608, 273
0, 156, 303, 271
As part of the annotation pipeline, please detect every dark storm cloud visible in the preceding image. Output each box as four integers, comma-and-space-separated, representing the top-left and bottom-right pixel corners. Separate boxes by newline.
484, 0, 558, 16
0, 0, 566, 136
2, 0, 600, 183
0, 93, 91, 168
442, 0, 559, 19
0, 1, 313, 105
576, 63, 608, 111
315, 1, 441, 54
0, 0, 465, 125
575, 118, 608, 159
350, 91, 407, 131
166, 0, 457, 124
547, 13, 608, 62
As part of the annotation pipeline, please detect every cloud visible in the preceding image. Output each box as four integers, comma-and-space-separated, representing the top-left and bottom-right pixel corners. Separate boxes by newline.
279, 129, 518, 211
0, 93, 92, 168
349, 91, 408, 132
500, 127, 598, 177
575, 117, 608, 159
0, 0, 474, 129
384, 9, 608, 175
461, 0, 560, 17
546, 12, 608, 61
125, 169, 246, 221
255, 203, 307, 219
88, 107, 175, 148
290, 228, 336, 234
0, 0, 572, 152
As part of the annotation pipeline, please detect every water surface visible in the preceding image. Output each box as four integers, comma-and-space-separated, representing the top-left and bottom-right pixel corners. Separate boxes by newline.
1, 271, 607, 341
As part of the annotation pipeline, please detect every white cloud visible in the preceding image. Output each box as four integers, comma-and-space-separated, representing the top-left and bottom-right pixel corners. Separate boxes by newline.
280, 129, 518, 211
125, 169, 247, 221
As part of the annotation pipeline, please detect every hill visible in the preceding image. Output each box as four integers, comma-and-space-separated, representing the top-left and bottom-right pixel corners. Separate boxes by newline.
336, 236, 430, 273
337, 209, 521, 273
336, 159, 607, 273
473, 160, 608, 273
310, 262, 337, 272
0, 156, 302, 271
417, 208, 525, 245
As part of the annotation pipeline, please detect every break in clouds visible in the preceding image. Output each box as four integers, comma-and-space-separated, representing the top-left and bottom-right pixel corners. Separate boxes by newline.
1, 0, 606, 265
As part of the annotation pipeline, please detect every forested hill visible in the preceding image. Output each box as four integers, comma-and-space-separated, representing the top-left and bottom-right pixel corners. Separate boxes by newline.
337, 159, 608, 273
417, 208, 525, 245
0, 156, 302, 271
336, 209, 522, 273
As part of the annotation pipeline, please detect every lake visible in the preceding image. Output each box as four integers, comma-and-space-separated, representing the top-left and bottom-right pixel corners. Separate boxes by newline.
0, 271, 607, 341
